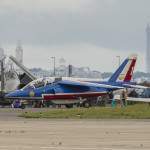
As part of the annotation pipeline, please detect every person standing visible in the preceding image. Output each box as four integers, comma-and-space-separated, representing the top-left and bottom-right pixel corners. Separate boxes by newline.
121, 90, 127, 107
109, 92, 116, 108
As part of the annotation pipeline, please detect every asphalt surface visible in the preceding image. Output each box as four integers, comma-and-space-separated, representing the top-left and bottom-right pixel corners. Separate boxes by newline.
0, 108, 149, 150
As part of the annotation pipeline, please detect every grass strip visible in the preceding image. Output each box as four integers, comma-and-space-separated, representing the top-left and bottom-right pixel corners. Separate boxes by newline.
20, 104, 150, 119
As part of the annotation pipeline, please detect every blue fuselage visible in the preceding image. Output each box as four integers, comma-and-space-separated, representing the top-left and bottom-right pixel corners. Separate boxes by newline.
6, 81, 111, 99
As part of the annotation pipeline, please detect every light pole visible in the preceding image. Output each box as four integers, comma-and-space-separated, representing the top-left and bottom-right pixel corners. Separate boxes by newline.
116, 56, 121, 67
51, 57, 56, 76
0, 57, 5, 100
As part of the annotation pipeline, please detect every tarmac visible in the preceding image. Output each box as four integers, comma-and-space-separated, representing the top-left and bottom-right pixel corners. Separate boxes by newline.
0, 108, 149, 150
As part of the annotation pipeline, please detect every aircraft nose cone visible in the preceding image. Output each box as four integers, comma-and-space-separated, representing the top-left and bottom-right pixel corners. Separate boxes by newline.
5, 91, 17, 98
5, 90, 22, 98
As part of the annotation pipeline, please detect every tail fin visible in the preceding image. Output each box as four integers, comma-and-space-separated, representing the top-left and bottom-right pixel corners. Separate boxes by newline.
108, 54, 137, 82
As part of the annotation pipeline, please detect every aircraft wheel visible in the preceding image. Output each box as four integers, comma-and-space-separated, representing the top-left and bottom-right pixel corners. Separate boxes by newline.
66, 104, 73, 108
20, 104, 26, 109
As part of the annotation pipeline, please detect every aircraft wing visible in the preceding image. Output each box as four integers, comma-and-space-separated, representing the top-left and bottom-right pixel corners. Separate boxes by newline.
59, 80, 124, 90
123, 84, 148, 89
127, 97, 150, 102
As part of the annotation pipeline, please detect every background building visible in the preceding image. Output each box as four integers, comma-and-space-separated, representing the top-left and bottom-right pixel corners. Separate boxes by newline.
15, 42, 23, 64
58, 57, 67, 77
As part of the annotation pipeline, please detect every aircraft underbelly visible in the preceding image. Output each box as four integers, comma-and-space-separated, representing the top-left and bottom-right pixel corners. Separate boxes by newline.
51, 99, 86, 105
43, 92, 106, 100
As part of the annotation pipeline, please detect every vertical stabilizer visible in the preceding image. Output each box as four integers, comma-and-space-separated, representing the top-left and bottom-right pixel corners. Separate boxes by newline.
108, 54, 137, 82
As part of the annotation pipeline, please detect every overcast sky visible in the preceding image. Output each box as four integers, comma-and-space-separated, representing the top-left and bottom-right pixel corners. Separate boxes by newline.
0, 0, 149, 72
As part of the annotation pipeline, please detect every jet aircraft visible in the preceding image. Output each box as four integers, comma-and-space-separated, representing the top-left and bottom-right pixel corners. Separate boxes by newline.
5, 77, 123, 104
5, 54, 141, 106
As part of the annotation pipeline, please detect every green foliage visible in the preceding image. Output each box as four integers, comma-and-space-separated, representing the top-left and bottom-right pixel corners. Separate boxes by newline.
20, 104, 150, 119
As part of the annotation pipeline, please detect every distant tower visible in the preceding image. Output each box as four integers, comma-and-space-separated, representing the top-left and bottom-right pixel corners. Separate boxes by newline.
68, 65, 73, 77
15, 42, 23, 64
146, 24, 150, 73
0, 47, 5, 61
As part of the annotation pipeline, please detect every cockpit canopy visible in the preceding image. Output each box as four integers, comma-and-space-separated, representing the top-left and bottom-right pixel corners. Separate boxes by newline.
22, 77, 59, 90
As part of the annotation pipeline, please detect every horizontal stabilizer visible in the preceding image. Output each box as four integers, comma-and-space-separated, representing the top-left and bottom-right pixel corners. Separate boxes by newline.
123, 84, 148, 89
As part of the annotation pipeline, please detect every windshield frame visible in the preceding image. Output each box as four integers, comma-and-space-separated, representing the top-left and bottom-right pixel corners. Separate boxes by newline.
22, 77, 56, 90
